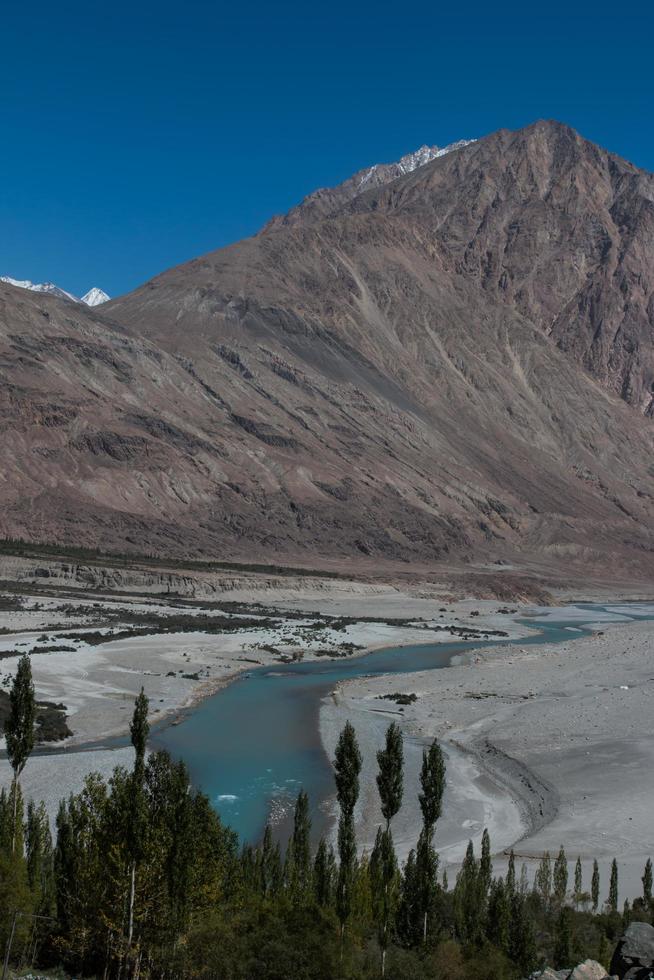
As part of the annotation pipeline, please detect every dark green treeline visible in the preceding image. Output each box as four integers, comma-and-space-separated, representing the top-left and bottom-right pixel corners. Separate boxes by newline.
2, 656, 653, 979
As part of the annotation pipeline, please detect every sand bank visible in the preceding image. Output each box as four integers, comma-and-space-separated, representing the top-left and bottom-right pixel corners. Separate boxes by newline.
320, 615, 654, 901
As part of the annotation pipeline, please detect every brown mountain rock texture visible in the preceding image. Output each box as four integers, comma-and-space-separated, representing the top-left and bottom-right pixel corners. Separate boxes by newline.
2, 120, 654, 577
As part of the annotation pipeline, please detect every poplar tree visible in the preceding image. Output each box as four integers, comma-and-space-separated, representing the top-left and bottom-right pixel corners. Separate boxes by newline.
479, 829, 492, 907
418, 739, 446, 829
553, 846, 568, 907
376, 722, 403, 832
509, 892, 537, 975
573, 857, 582, 908
553, 906, 572, 969
415, 739, 445, 942
314, 838, 335, 907
642, 858, 652, 905
4, 654, 35, 852
535, 851, 552, 908
608, 859, 619, 913
290, 789, 311, 900
591, 859, 600, 913
375, 722, 404, 977
126, 688, 150, 964
487, 877, 510, 953
454, 840, 479, 944
259, 825, 279, 897
333, 722, 362, 952
506, 849, 516, 895
370, 825, 399, 977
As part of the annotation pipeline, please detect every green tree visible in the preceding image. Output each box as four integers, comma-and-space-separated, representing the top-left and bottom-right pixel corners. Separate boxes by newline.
333, 722, 362, 953
4, 654, 35, 852
313, 838, 335, 908
479, 828, 492, 908
418, 739, 446, 829
608, 859, 619, 913
259, 824, 281, 898
506, 849, 516, 896
553, 905, 572, 969
642, 858, 652, 905
534, 851, 552, 908
553, 846, 568, 907
487, 877, 510, 953
415, 738, 445, 942
509, 892, 537, 975
453, 840, 479, 944
374, 723, 404, 977
591, 859, 600, 913
573, 857, 582, 908
289, 789, 312, 901
376, 722, 403, 831
370, 825, 399, 977
126, 688, 150, 964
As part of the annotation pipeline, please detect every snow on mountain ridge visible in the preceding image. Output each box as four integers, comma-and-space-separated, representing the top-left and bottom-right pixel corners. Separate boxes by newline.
357, 139, 476, 190
1, 276, 110, 306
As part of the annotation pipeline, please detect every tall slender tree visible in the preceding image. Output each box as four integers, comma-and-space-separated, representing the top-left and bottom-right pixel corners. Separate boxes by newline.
591, 859, 600, 913
126, 688, 150, 965
608, 859, 619, 913
333, 722, 362, 954
506, 850, 516, 896
289, 789, 312, 901
375, 722, 404, 977
642, 858, 652, 905
573, 857, 583, 909
553, 846, 568, 907
479, 829, 492, 909
415, 739, 446, 942
313, 838, 335, 908
535, 851, 552, 908
4, 654, 35, 852
454, 840, 479, 944
376, 722, 403, 833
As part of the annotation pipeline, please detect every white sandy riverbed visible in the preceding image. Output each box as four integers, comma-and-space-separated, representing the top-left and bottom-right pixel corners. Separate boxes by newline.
320, 613, 654, 901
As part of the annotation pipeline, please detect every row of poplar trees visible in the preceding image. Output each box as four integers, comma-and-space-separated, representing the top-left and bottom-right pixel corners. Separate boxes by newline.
3, 654, 654, 980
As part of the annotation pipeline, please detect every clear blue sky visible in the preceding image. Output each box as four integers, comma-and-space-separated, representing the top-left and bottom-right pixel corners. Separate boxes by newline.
1, 0, 652, 299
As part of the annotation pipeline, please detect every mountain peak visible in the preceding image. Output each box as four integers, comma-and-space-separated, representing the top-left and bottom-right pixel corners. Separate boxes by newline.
81, 287, 110, 307
266, 138, 476, 230
1, 276, 109, 307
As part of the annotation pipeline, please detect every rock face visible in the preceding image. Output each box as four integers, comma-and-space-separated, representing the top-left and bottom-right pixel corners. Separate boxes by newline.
568, 961, 613, 980
529, 960, 612, 980
610, 921, 654, 978
2, 120, 654, 572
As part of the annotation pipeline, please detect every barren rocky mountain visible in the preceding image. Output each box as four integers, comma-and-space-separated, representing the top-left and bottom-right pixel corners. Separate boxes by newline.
2, 120, 654, 578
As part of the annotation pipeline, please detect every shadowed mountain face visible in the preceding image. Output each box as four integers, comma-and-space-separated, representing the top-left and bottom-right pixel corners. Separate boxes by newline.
2, 120, 654, 577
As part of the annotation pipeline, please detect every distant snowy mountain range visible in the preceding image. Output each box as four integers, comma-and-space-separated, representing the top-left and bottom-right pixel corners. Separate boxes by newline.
0, 276, 110, 306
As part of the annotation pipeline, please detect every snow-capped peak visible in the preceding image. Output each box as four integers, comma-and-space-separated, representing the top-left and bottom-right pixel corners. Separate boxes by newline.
81, 287, 110, 307
357, 138, 476, 190
0, 276, 79, 303
1, 276, 110, 307
396, 140, 476, 173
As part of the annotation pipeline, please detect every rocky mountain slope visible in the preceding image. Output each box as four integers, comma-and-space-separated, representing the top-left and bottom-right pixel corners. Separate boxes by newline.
265, 139, 475, 229
2, 120, 654, 577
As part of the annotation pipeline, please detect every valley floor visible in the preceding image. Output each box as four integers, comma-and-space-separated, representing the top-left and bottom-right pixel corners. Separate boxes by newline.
1, 566, 653, 904
0, 578, 528, 818
321, 613, 654, 902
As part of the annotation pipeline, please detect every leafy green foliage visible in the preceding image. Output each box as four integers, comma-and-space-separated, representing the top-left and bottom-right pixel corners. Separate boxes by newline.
0, 715, 650, 979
